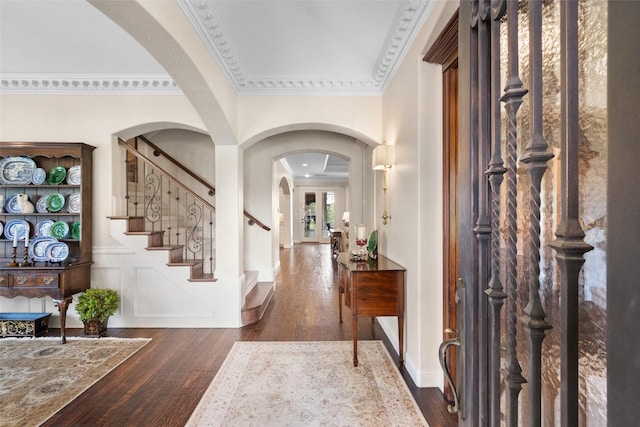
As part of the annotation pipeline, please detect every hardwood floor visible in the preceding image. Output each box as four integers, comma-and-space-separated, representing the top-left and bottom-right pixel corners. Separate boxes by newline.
42, 244, 457, 426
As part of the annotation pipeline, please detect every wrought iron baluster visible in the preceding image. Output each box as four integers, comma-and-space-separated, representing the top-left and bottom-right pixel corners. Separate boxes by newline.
549, 1, 593, 425
500, 1, 529, 426
485, 1, 508, 426
473, 1, 492, 424
519, 1, 555, 425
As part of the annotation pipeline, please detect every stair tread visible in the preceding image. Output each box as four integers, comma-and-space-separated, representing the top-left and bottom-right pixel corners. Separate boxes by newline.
242, 282, 274, 311
167, 260, 203, 266
125, 231, 164, 236
146, 245, 184, 251
188, 274, 216, 283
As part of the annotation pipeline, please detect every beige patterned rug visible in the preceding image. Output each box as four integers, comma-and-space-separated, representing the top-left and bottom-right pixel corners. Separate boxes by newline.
0, 337, 150, 427
187, 341, 429, 426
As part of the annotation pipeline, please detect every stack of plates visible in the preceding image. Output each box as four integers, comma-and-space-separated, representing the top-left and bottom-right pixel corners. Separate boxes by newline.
29, 236, 69, 263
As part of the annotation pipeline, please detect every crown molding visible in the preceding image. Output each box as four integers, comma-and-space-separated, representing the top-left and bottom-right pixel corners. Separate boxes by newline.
0, 74, 182, 95
178, 0, 431, 95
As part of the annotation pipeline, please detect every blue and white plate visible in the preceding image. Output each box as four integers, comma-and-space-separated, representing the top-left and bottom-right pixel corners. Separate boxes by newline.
66, 165, 81, 185
4, 194, 21, 214
0, 221, 3, 238
29, 236, 58, 262
45, 241, 69, 263
0, 156, 36, 185
31, 167, 46, 185
36, 219, 55, 237
36, 195, 49, 213
67, 193, 81, 213
4, 219, 30, 241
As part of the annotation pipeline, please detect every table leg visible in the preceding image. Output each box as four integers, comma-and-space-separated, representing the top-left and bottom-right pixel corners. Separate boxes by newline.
352, 315, 358, 366
338, 286, 343, 323
54, 297, 72, 344
398, 313, 405, 366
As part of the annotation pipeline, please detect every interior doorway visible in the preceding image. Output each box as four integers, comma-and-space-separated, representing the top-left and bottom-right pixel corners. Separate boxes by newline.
424, 9, 459, 403
300, 190, 336, 243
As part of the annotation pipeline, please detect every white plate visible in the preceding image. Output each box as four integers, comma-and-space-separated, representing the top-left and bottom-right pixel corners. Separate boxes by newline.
67, 193, 81, 213
66, 165, 81, 185
36, 195, 49, 213
0, 156, 36, 185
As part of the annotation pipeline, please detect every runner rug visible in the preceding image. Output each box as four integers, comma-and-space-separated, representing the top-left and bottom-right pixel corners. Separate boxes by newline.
0, 337, 150, 427
187, 341, 429, 426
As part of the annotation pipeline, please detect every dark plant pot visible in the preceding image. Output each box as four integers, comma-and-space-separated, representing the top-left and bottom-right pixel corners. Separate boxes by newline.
83, 318, 108, 337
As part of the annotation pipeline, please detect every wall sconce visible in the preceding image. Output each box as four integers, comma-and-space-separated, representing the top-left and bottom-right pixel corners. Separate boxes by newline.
342, 212, 350, 227
372, 142, 395, 225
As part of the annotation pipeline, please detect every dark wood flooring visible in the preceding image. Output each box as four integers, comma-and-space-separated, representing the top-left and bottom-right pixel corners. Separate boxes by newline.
41, 243, 458, 426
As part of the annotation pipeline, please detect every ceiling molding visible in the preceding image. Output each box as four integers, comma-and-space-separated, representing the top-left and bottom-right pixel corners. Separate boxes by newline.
179, 0, 431, 95
0, 74, 181, 95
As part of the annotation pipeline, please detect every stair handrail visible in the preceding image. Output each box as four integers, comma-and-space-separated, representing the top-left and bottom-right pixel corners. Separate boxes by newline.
137, 135, 216, 197
118, 138, 271, 231
119, 138, 215, 212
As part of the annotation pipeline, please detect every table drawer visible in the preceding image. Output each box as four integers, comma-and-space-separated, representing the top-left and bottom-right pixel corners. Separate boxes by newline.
8, 273, 59, 288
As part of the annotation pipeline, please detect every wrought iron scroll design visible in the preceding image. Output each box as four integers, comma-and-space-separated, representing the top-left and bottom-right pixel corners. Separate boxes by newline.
471, 0, 492, 424
122, 141, 216, 277
549, 1, 593, 425
485, 1, 508, 426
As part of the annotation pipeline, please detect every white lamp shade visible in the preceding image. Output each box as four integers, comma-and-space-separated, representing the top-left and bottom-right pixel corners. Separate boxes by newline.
342, 212, 350, 222
372, 144, 395, 170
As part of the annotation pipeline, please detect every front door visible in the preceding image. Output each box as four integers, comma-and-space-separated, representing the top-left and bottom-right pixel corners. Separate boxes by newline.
301, 190, 335, 243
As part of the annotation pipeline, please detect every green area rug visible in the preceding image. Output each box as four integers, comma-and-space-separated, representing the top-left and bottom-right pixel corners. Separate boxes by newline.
0, 337, 150, 427
187, 341, 428, 426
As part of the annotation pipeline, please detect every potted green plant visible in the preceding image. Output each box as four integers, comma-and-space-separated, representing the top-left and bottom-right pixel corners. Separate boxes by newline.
75, 288, 119, 336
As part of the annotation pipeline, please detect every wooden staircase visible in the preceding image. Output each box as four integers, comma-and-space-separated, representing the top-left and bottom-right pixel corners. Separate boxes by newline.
111, 216, 215, 282
241, 271, 274, 325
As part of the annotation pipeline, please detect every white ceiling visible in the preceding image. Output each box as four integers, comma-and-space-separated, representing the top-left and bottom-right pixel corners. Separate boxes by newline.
0, 0, 431, 181
0, 0, 431, 95
281, 152, 350, 183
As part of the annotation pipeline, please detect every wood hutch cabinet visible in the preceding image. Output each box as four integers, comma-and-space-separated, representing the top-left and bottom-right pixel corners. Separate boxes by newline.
0, 142, 95, 343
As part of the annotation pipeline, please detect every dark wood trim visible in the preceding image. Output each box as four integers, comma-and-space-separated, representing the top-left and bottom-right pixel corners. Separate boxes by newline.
423, 10, 459, 65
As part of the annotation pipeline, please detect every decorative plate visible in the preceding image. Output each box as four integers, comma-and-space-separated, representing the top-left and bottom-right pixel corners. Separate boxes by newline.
50, 221, 69, 239
45, 241, 69, 263
4, 194, 21, 213
0, 221, 3, 238
31, 167, 47, 185
71, 221, 81, 240
0, 156, 37, 185
47, 166, 67, 185
36, 219, 55, 237
36, 195, 49, 213
4, 219, 30, 241
67, 193, 81, 213
29, 236, 58, 262
46, 193, 65, 212
66, 165, 81, 185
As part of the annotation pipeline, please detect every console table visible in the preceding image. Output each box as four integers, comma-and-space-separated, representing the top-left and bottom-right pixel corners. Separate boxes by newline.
336, 253, 405, 367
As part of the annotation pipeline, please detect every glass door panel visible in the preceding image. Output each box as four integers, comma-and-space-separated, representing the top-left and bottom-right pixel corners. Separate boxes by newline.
302, 192, 317, 241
